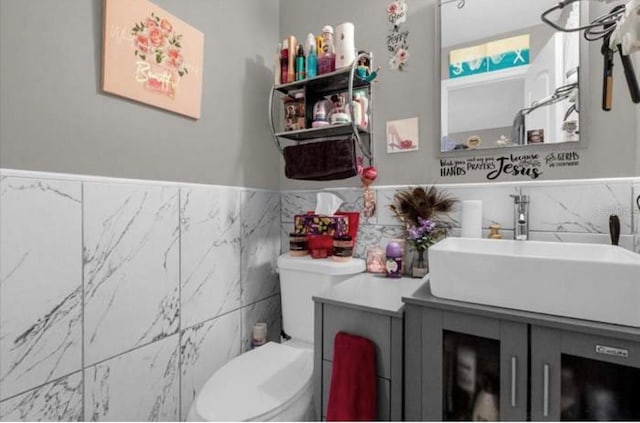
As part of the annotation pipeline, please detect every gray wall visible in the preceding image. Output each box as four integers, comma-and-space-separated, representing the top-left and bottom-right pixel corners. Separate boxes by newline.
279, 0, 640, 189
0, 0, 281, 189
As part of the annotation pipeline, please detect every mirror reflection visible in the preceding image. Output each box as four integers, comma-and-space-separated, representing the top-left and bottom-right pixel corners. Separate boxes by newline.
440, 0, 581, 152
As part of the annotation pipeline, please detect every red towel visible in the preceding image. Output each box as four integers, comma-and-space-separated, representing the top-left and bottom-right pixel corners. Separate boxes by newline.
326, 332, 377, 421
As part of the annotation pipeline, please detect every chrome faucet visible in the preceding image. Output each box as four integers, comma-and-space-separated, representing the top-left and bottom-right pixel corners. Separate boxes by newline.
510, 190, 529, 240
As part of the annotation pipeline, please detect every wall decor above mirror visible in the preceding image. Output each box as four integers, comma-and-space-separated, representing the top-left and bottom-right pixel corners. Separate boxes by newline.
440, 0, 585, 152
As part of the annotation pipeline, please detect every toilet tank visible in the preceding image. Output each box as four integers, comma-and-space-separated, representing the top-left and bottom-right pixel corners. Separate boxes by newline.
277, 255, 365, 344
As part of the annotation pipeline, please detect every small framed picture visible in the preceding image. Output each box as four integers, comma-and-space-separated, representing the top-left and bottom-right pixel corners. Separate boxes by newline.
387, 117, 419, 153
527, 129, 544, 144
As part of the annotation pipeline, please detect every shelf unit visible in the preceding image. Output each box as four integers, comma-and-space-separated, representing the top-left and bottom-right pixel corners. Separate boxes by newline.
268, 51, 374, 165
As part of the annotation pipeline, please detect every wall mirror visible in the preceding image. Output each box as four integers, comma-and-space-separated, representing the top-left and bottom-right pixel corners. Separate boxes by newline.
439, 0, 585, 152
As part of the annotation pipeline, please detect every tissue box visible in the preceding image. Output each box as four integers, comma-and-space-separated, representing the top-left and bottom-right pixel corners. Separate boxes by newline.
294, 214, 349, 236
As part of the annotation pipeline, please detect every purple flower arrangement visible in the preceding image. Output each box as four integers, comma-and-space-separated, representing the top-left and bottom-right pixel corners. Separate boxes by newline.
407, 217, 439, 252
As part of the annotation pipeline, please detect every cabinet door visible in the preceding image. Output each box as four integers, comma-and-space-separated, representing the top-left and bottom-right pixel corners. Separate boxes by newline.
421, 310, 527, 421
532, 326, 640, 421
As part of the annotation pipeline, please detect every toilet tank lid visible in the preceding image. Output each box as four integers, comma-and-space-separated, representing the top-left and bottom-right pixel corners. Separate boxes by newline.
278, 254, 366, 275
194, 342, 312, 421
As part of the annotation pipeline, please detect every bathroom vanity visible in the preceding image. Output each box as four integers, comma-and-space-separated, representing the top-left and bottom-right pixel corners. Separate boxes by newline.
404, 281, 640, 421
312, 273, 423, 421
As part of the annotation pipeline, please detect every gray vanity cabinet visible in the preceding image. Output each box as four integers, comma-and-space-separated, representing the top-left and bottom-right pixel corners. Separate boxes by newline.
530, 326, 640, 421
313, 301, 404, 421
405, 281, 640, 422
404, 304, 528, 421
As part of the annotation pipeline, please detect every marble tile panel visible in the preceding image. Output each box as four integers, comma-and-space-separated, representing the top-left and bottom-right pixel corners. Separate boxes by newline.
83, 182, 180, 365
180, 186, 241, 328
0, 372, 83, 421
523, 181, 632, 234
442, 183, 520, 230
84, 334, 179, 421
281, 191, 316, 222
180, 309, 242, 420
241, 295, 282, 352
240, 191, 281, 305
0, 177, 82, 399
354, 225, 405, 259
374, 187, 404, 227
281, 222, 291, 254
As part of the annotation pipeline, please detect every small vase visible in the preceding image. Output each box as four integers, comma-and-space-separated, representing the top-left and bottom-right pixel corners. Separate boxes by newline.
412, 249, 428, 278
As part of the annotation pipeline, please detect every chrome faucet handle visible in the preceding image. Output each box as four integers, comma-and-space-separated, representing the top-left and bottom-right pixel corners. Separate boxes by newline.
517, 213, 527, 225
510, 194, 530, 204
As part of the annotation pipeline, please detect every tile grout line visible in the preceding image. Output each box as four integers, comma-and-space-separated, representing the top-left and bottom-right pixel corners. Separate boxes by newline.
80, 182, 86, 422
178, 188, 183, 421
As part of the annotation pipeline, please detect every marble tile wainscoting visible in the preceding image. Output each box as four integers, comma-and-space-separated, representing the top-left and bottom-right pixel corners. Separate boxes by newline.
0, 170, 282, 421
281, 177, 640, 258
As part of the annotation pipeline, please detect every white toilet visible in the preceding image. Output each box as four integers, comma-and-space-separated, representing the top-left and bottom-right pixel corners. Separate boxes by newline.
187, 254, 365, 421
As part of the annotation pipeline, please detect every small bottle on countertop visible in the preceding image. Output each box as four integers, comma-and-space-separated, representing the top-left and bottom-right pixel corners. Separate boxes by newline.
488, 224, 502, 239
251, 323, 267, 348
289, 232, 308, 256
385, 241, 403, 278
366, 246, 386, 273
331, 235, 354, 262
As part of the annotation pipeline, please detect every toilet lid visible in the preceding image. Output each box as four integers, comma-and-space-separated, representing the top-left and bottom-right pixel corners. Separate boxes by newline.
194, 342, 313, 421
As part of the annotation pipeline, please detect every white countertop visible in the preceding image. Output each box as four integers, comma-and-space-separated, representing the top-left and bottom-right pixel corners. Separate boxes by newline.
313, 272, 426, 317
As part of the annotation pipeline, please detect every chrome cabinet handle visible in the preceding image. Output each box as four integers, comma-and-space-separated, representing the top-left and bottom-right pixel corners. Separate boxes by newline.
543, 364, 550, 417
511, 356, 517, 408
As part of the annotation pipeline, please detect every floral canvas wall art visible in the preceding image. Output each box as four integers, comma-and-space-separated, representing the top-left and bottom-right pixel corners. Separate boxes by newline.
102, 0, 204, 119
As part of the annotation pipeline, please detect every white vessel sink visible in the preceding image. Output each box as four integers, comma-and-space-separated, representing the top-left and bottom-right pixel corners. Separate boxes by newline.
429, 237, 640, 327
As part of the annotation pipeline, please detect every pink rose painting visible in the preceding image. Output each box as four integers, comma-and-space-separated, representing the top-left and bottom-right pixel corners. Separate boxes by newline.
102, 0, 204, 119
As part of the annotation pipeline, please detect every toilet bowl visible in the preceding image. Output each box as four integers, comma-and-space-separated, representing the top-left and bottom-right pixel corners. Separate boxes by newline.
187, 341, 314, 421
187, 255, 365, 421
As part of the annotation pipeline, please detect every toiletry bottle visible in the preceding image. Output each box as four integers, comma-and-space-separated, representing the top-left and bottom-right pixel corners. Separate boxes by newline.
488, 224, 502, 239
274, 42, 282, 85
280, 39, 289, 84
306, 33, 317, 78
295, 43, 305, 81
318, 25, 336, 75
385, 241, 403, 278
251, 323, 267, 348
355, 91, 369, 129
287, 35, 296, 83
350, 94, 362, 129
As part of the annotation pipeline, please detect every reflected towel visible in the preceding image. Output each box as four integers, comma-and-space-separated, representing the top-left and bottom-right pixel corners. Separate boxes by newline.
326, 332, 377, 421
283, 138, 358, 181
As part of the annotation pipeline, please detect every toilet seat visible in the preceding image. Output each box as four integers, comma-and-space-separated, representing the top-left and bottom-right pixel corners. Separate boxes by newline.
191, 342, 313, 421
